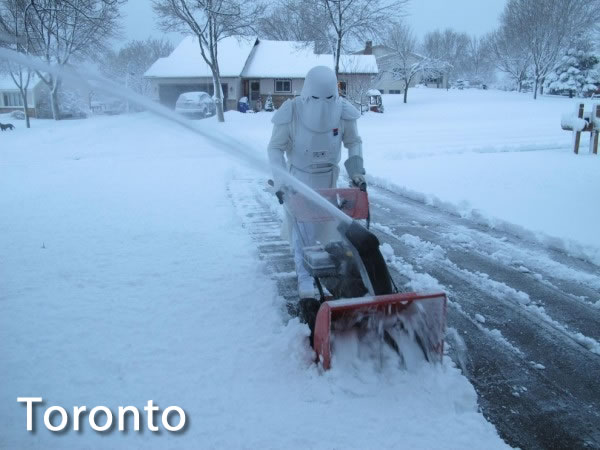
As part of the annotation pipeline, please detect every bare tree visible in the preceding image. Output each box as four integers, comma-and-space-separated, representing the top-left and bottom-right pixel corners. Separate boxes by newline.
22, 0, 122, 119
102, 38, 174, 100
422, 28, 470, 87
0, 0, 33, 127
257, 0, 328, 52
314, 0, 409, 76
153, 0, 266, 123
489, 27, 531, 92
380, 22, 441, 103
501, 0, 600, 99
463, 35, 494, 86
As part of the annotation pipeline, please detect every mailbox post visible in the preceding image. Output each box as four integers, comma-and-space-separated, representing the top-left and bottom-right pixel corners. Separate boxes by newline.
593, 104, 599, 155
561, 103, 600, 155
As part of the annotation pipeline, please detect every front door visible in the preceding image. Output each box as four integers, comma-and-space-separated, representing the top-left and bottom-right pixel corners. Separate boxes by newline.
250, 80, 260, 109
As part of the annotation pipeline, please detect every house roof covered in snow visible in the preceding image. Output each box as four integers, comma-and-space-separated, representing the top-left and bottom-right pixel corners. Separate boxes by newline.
144, 35, 258, 78
336, 54, 378, 75
144, 36, 378, 80
241, 39, 378, 78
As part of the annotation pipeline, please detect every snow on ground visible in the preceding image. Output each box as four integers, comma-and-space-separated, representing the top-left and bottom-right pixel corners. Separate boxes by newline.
0, 113, 507, 448
206, 88, 600, 265
363, 90, 600, 265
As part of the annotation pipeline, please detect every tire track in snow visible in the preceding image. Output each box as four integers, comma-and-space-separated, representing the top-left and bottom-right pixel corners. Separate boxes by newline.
368, 189, 600, 352
368, 185, 600, 449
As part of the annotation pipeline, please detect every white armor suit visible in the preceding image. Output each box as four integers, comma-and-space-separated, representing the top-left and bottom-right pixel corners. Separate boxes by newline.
267, 65, 366, 299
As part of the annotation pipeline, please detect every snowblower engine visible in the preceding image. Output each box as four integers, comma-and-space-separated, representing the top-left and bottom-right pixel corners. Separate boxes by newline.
286, 187, 447, 370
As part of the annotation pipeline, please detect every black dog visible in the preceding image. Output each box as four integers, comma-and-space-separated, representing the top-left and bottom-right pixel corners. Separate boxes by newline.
0, 123, 15, 131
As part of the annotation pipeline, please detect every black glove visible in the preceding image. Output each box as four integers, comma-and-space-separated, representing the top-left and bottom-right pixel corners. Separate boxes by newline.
275, 190, 285, 204
345, 156, 367, 191
351, 175, 367, 191
268, 179, 285, 205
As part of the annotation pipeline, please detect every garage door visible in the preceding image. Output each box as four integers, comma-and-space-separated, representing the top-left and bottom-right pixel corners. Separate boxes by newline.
159, 83, 229, 110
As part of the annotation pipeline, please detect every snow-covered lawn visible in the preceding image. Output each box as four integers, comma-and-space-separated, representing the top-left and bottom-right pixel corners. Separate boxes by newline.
362, 90, 600, 265
0, 112, 506, 448
219, 88, 600, 264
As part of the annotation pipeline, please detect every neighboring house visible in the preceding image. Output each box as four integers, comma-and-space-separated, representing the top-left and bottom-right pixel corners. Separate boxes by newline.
144, 36, 256, 112
241, 39, 378, 109
0, 73, 43, 117
144, 36, 378, 111
355, 41, 448, 93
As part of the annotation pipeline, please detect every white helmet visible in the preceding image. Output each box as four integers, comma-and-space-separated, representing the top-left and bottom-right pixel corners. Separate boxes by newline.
297, 66, 342, 132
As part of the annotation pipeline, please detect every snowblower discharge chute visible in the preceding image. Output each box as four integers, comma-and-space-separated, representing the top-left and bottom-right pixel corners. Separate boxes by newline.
285, 187, 447, 370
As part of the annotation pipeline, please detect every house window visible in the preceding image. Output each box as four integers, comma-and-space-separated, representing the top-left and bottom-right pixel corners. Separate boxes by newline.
250, 80, 260, 101
274, 79, 291, 93
3, 92, 23, 107
389, 90, 402, 94
338, 81, 347, 96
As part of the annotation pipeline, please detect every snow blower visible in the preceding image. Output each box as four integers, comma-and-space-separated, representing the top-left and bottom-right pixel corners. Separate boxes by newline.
281, 185, 447, 370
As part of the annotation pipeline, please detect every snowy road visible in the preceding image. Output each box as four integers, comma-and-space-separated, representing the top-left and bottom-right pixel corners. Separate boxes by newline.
230, 178, 600, 450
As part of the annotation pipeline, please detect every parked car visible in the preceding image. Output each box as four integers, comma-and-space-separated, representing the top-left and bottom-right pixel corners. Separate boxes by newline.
175, 91, 216, 118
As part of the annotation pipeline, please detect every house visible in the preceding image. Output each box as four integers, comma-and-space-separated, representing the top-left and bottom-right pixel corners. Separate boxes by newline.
144, 36, 256, 112
144, 36, 378, 111
355, 41, 448, 93
0, 73, 43, 117
0, 73, 87, 119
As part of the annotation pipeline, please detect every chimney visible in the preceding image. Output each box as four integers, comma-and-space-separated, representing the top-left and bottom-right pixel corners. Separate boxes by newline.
364, 41, 373, 55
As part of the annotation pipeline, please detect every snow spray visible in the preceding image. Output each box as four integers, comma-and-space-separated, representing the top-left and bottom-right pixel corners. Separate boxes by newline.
0, 48, 352, 226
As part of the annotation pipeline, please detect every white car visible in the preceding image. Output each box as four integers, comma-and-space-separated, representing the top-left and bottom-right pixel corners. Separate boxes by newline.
175, 92, 216, 118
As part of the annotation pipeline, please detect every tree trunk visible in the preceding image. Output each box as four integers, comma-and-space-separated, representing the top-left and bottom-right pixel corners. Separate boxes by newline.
20, 90, 31, 129
403, 85, 408, 103
533, 78, 538, 100
212, 70, 225, 123
50, 85, 60, 120
334, 35, 342, 77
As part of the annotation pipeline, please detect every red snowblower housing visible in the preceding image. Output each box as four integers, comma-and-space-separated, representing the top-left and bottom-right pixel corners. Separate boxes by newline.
286, 187, 447, 370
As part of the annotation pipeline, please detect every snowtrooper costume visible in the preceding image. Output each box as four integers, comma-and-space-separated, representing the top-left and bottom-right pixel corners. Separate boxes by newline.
267, 66, 365, 300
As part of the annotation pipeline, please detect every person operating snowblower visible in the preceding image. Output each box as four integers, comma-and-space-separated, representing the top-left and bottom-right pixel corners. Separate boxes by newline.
267, 66, 366, 324
268, 66, 447, 369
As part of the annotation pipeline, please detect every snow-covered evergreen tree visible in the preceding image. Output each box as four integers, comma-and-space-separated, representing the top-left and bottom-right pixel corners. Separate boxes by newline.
264, 94, 274, 112
547, 47, 599, 98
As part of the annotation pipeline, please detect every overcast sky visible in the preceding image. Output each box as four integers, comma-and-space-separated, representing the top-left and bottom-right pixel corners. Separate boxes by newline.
408, 0, 506, 37
120, 0, 506, 47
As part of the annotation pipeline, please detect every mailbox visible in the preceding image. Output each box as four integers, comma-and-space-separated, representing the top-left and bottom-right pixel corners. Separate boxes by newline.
561, 103, 599, 155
